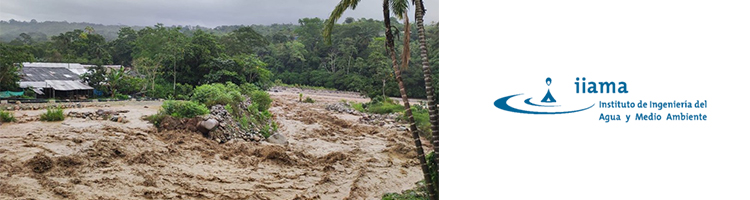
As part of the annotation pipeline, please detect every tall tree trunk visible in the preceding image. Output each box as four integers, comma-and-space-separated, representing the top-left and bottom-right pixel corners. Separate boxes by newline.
383, 1, 436, 199
414, 0, 439, 167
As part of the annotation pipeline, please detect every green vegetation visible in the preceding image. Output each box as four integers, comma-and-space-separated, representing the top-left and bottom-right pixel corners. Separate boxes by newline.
0, 110, 15, 122
0, 43, 34, 90
146, 100, 209, 127
0, 19, 436, 101
425, 151, 439, 195
352, 102, 365, 113
303, 97, 315, 103
191, 83, 244, 107
402, 106, 431, 138
40, 108, 65, 121
360, 96, 404, 114
144, 113, 167, 127
249, 90, 272, 112
160, 100, 209, 118
382, 187, 428, 200
353, 97, 430, 137
276, 82, 336, 91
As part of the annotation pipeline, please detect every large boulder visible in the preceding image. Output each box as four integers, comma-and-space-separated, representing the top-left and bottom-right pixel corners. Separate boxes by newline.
197, 119, 219, 134
266, 133, 288, 145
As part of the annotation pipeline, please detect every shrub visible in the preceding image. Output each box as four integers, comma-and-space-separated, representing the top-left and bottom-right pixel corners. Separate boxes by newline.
238, 115, 250, 130
144, 113, 167, 127
161, 100, 209, 118
250, 90, 272, 112
367, 102, 404, 114
408, 106, 432, 138
191, 83, 244, 107
303, 97, 315, 103
40, 108, 65, 121
240, 82, 260, 95
0, 110, 15, 122
352, 102, 365, 113
426, 151, 439, 194
115, 93, 129, 100
382, 189, 428, 200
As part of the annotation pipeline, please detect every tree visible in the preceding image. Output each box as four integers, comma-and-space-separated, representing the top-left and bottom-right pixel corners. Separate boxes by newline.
384, 1, 436, 198
109, 27, 138, 67
132, 57, 162, 93
324, 0, 437, 199
106, 67, 125, 98
414, 0, 439, 172
0, 44, 33, 90
133, 24, 187, 95
81, 65, 108, 92
221, 27, 268, 56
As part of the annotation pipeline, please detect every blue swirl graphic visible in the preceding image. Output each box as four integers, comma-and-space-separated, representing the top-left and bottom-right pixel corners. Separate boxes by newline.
524, 98, 559, 107
494, 94, 594, 115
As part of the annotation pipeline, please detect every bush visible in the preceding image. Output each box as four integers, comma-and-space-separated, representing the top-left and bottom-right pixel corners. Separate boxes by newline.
250, 90, 272, 112
352, 102, 365, 113
161, 100, 209, 118
303, 97, 315, 103
0, 110, 15, 122
191, 83, 244, 107
40, 108, 65, 121
366, 98, 404, 114
240, 82, 260, 95
407, 106, 432, 138
382, 189, 428, 200
144, 113, 167, 127
115, 93, 129, 100
426, 151, 439, 194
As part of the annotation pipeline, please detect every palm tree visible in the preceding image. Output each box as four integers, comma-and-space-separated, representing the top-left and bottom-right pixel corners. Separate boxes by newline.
324, 0, 437, 199
106, 67, 124, 98
413, 0, 439, 171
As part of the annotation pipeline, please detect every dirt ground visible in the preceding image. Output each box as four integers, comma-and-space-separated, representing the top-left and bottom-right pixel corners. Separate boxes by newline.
0, 89, 428, 199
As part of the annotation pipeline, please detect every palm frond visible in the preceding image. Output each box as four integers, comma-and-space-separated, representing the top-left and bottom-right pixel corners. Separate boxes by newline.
323, 0, 362, 45
391, 0, 409, 19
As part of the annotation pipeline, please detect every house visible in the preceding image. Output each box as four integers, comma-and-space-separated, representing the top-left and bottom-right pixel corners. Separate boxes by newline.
19, 62, 95, 99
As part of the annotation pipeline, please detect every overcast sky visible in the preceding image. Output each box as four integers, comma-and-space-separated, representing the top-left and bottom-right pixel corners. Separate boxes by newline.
0, 0, 439, 27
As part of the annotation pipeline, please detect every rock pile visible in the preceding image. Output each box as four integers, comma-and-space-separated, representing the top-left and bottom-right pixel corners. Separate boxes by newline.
359, 113, 400, 126
325, 102, 356, 114
198, 105, 264, 143
67, 109, 130, 123
325, 102, 404, 129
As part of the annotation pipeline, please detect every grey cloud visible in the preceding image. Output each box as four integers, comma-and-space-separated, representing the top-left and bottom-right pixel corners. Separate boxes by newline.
0, 0, 439, 27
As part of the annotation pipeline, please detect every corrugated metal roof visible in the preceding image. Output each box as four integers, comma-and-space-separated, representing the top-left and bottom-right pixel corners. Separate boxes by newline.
21, 67, 81, 82
19, 81, 47, 88
45, 80, 93, 91
22, 62, 84, 68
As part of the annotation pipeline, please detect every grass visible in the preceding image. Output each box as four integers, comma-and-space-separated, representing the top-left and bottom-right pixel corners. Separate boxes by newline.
303, 97, 315, 103
40, 108, 65, 121
381, 187, 429, 200
359, 97, 404, 114
352, 102, 366, 112
0, 110, 15, 122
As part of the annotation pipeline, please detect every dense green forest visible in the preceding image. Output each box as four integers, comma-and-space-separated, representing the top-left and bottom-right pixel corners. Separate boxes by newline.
0, 18, 438, 100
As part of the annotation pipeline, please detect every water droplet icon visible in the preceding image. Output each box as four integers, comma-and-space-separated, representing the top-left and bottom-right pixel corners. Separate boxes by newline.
541, 77, 556, 103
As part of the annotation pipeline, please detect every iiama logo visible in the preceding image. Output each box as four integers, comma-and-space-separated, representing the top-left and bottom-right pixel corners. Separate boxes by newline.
494, 77, 598, 114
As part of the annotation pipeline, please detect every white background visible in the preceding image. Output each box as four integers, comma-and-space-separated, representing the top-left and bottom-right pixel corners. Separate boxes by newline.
441, 0, 750, 199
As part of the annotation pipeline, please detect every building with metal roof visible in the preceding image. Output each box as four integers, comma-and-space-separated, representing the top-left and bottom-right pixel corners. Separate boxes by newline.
18, 63, 95, 99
